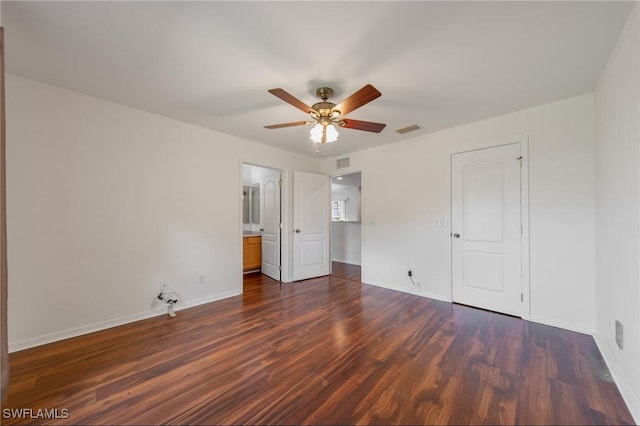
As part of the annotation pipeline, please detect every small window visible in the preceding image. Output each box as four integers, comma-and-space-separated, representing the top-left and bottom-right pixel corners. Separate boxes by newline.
332, 200, 346, 221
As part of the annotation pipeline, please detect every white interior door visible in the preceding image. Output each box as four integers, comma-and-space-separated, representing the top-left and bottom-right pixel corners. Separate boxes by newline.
293, 171, 330, 281
451, 143, 522, 317
261, 171, 281, 280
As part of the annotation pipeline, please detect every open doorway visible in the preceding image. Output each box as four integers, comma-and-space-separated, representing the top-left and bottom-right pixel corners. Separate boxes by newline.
331, 172, 362, 281
242, 164, 282, 281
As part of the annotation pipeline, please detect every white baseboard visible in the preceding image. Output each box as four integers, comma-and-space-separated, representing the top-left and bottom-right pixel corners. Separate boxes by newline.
8, 289, 241, 353
175, 290, 241, 312
594, 334, 640, 424
361, 279, 451, 303
527, 314, 594, 335
331, 257, 361, 266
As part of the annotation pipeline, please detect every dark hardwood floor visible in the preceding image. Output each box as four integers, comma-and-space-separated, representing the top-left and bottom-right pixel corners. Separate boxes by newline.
331, 260, 361, 282
1, 265, 633, 425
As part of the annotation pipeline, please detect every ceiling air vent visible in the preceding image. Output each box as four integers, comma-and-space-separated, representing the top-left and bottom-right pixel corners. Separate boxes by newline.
395, 124, 421, 134
336, 157, 350, 169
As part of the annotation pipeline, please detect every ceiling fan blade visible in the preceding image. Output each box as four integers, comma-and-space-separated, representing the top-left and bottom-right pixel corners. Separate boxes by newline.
334, 84, 382, 116
268, 88, 313, 115
341, 119, 386, 133
264, 121, 309, 129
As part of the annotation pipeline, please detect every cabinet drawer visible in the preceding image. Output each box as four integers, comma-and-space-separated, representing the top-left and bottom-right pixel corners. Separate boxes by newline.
245, 236, 261, 245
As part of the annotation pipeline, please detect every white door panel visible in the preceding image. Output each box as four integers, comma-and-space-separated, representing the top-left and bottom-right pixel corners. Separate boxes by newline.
452, 143, 522, 317
463, 251, 506, 293
299, 180, 327, 233
300, 241, 326, 267
463, 160, 504, 242
293, 171, 330, 281
261, 171, 281, 280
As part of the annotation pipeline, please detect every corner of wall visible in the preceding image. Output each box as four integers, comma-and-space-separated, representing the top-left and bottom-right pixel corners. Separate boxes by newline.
593, 2, 640, 423
594, 334, 640, 423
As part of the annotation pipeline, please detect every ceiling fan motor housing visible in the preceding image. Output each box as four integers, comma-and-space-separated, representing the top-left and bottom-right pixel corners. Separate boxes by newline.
312, 101, 337, 118
312, 87, 339, 123
315, 87, 334, 101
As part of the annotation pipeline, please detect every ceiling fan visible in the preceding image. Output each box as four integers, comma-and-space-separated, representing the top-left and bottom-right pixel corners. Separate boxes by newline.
264, 84, 386, 144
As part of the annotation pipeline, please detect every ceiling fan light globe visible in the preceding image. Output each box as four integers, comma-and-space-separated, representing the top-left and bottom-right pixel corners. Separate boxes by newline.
309, 123, 339, 143
309, 123, 324, 142
325, 124, 339, 142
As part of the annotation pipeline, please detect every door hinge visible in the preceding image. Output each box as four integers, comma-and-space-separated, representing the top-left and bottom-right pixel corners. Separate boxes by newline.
279, 223, 283, 229
279, 179, 283, 187
279, 265, 282, 271
521, 293, 524, 302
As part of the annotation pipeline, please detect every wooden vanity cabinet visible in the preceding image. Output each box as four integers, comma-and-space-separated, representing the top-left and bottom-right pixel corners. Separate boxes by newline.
243, 236, 261, 272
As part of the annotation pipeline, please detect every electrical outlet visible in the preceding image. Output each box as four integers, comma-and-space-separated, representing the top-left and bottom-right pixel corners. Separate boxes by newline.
615, 320, 623, 350
198, 274, 206, 284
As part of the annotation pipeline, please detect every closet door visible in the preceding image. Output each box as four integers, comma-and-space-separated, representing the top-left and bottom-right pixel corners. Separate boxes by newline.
451, 143, 523, 317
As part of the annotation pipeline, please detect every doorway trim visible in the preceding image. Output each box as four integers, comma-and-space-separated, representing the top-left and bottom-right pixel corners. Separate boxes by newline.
330, 170, 363, 270
446, 136, 530, 320
241, 162, 285, 283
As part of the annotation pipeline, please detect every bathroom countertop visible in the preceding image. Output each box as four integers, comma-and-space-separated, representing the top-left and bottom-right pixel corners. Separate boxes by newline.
243, 231, 262, 237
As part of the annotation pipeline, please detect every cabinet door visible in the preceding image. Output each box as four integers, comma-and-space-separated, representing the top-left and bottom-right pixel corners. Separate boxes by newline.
243, 237, 262, 271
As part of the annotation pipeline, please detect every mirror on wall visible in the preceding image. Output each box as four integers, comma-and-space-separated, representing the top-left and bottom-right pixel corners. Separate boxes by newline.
243, 183, 260, 225
331, 172, 361, 222
243, 164, 278, 234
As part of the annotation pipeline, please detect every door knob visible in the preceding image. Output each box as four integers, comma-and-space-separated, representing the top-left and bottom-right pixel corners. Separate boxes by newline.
295, 229, 301, 233
452, 233, 460, 238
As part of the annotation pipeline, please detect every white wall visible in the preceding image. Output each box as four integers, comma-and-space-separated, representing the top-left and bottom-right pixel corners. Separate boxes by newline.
331, 222, 361, 265
6, 75, 319, 350
594, 3, 640, 422
322, 93, 596, 334
331, 184, 362, 265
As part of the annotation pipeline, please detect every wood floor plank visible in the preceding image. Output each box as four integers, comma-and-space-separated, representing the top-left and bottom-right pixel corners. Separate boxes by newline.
2, 263, 634, 425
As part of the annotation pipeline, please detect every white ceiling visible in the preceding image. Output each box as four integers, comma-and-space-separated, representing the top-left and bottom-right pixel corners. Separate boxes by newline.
2, 1, 634, 158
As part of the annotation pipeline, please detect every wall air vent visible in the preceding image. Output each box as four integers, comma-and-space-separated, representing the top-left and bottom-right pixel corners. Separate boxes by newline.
395, 124, 421, 134
336, 157, 350, 169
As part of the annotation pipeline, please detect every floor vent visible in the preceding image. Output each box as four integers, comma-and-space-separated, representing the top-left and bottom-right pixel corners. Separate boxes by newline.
336, 157, 350, 169
395, 124, 421, 134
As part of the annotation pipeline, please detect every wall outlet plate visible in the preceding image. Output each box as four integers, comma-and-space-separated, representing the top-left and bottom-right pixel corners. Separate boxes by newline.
615, 320, 623, 350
